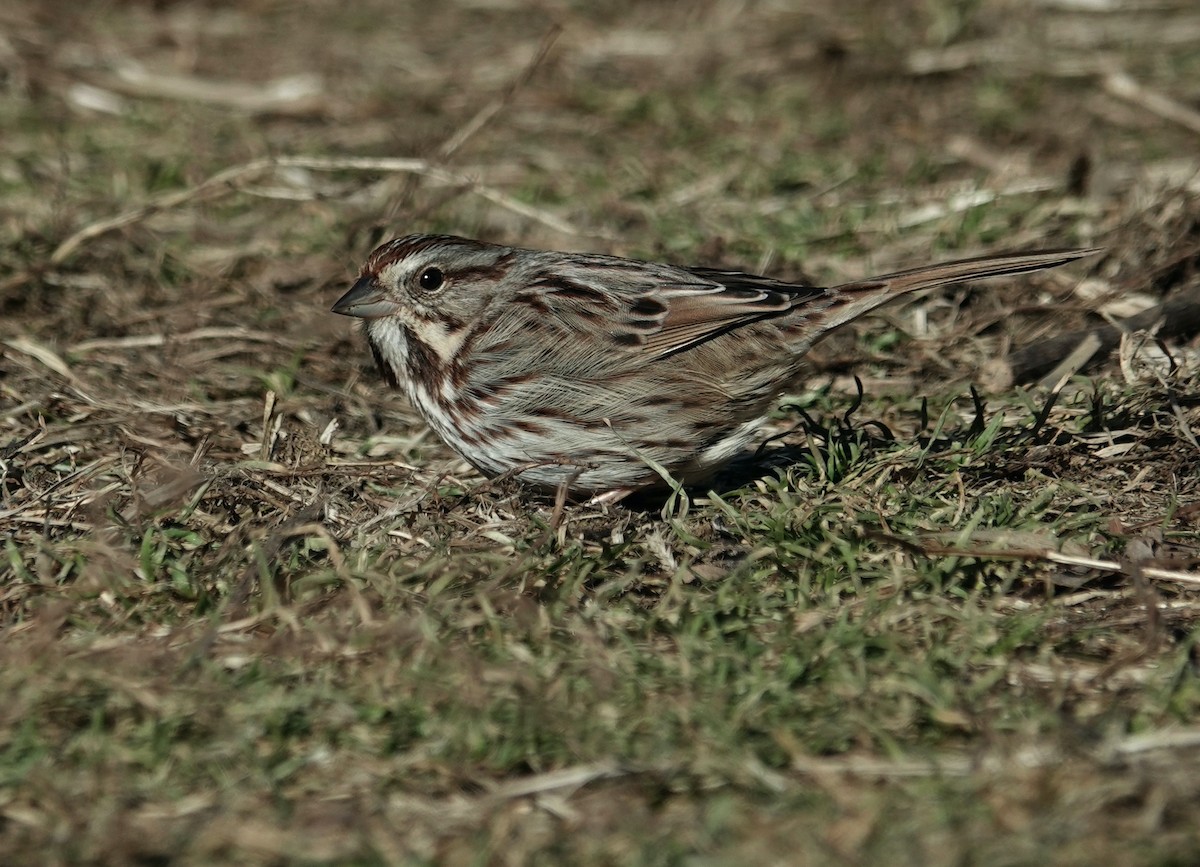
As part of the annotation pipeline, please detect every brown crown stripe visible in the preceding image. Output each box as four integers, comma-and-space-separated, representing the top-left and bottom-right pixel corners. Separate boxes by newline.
366, 235, 519, 275
367, 234, 487, 270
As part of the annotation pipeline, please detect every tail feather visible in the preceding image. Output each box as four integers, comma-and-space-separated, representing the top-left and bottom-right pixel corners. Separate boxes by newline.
816, 247, 1101, 335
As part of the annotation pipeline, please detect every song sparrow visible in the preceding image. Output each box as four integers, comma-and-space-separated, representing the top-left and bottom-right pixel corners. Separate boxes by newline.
333, 234, 1096, 499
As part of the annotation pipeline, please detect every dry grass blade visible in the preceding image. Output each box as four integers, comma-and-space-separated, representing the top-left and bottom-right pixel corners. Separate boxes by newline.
48, 156, 581, 268
878, 534, 1200, 587
109, 66, 325, 115
48, 158, 284, 265
69, 327, 298, 354
4, 337, 76, 382
490, 761, 626, 800
1104, 71, 1200, 136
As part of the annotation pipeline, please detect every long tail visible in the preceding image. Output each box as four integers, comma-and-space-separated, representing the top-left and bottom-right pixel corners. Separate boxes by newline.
816, 247, 1101, 335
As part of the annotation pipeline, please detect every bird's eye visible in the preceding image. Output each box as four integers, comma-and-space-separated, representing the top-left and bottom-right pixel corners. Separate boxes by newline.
418, 267, 445, 292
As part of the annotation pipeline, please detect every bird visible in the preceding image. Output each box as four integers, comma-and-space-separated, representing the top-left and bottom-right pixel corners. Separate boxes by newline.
333, 233, 1097, 501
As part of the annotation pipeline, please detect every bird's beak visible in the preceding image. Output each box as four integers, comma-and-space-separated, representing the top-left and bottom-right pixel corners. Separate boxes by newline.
331, 276, 401, 319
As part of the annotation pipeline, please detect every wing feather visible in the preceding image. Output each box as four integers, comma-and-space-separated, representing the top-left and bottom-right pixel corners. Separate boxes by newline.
527, 247, 1098, 360
533, 265, 826, 359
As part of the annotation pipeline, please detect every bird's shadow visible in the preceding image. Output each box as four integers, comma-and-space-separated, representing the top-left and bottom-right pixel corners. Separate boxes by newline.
622, 378, 1008, 510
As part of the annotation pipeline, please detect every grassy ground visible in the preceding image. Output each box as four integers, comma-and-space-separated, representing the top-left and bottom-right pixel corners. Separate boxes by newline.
3, 0, 1200, 863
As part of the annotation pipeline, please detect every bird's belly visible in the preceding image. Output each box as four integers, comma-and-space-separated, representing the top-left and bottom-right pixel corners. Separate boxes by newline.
406, 373, 776, 495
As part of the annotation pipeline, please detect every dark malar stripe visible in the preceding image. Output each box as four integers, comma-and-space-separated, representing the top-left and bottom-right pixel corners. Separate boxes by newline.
369, 340, 400, 388
400, 325, 452, 404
